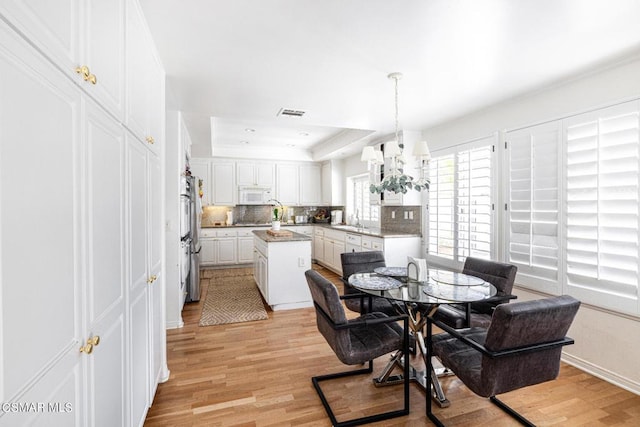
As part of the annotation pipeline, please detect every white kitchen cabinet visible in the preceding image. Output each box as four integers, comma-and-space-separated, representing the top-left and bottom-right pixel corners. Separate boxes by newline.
189, 160, 211, 205
0, 25, 84, 426
253, 234, 312, 310
321, 160, 344, 206
237, 162, 275, 187
0, 7, 165, 427
276, 163, 300, 205
126, 0, 164, 153
321, 229, 346, 274
0, 0, 126, 121
84, 98, 128, 427
200, 229, 238, 265
299, 164, 322, 205
237, 228, 256, 264
212, 161, 236, 205
313, 228, 325, 263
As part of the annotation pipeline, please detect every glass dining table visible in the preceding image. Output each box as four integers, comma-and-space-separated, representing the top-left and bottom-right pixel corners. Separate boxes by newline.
348, 267, 497, 407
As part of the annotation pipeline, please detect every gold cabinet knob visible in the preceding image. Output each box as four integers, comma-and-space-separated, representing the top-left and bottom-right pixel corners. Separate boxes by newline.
147, 276, 154, 284
79, 343, 93, 354
75, 65, 90, 78
75, 65, 97, 85
87, 336, 100, 346
146, 136, 155, 144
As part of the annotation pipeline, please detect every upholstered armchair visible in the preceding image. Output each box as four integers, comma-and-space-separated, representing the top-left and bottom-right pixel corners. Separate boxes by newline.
340, 251, 398, 315
427, 295, 580, 426
305, 269, 410, 426
433, 257, 518, 328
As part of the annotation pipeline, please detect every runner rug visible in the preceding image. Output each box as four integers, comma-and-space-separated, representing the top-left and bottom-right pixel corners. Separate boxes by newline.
199, 268, 268, 326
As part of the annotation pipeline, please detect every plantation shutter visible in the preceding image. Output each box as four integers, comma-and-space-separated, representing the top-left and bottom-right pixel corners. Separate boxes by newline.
565, 101, 640, 314
428, 136, 494, 263
428, 154, 455, 259
457, 146, 492, 261
505, 122, 560, 292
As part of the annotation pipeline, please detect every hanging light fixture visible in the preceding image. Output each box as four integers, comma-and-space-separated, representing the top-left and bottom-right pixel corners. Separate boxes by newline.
362, 72, 431, 194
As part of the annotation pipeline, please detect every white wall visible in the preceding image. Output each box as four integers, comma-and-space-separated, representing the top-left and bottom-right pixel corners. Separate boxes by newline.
422, 54, 640, 395
164, 110, 187, 329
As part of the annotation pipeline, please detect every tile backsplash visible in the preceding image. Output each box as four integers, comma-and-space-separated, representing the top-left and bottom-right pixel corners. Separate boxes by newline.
380, 205, 422, 234
201, 205, 341, 226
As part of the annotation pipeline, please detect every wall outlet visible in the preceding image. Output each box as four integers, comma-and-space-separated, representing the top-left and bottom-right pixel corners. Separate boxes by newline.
404, 211, 409, 219
409, 211, 414, 220
391, 211, 396, 219
298, 257, 305, 267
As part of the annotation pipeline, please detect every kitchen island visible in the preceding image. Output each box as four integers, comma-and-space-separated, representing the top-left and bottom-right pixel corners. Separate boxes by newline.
253, 230, 313, 310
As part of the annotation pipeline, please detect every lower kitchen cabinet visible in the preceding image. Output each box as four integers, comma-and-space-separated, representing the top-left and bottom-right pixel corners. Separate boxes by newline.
200, 229, 238, 266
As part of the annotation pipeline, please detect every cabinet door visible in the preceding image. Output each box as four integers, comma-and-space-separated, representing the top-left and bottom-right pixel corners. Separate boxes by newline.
299, 164, 321, 205
189, 160, 211, 205
200, 239, 216, 265
0, 0, 81, 79
0, 25, 83, 426
238, 237, 255, 263
84, 99, 127, 427
332, 241, 345, 275
255, 162, 275, 187
276, 164, 299, 205
126, 137, 150, 427
212, 162, 235, 205
126, 0, 162, 148
314, 236, 324, 262
217, 238, 237, 264
84, 0, 125, 121
236, 162, 256, 186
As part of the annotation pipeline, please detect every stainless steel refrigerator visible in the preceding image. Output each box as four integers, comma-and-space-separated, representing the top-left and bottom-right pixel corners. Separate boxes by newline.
181, 175, 201, 302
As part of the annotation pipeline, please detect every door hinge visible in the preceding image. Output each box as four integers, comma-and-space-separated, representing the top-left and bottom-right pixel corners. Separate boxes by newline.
505, 203, 508, 211
505, 141, 508, 149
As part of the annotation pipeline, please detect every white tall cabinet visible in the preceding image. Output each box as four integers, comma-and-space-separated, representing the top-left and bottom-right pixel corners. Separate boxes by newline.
0, 1, 166, 426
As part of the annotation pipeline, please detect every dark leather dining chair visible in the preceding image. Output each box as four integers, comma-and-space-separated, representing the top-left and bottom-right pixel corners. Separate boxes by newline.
433, 257, 518, 328
305, 269, 410, 426
427, 295, 580, 427
340, 251, 398, 315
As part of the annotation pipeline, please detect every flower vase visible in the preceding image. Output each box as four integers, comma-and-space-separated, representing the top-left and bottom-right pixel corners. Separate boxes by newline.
271, 220, 281, 231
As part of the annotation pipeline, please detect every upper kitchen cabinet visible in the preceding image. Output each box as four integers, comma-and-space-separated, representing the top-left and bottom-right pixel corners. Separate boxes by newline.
276, 164, 300, 205
299, 163, 322, 205
212, 161, 236, 205
0, 0, 126, 120
237, 161, 275, 187
189, 160, 211, 205
321, 160, 344, 206
125, 0, 164, 154
276, 163, 322, 206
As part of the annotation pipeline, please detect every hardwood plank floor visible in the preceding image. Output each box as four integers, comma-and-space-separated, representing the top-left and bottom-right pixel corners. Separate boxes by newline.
145, 265, 640, 426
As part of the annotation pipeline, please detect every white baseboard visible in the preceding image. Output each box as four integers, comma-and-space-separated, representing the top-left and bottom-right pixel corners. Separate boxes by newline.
562, 353, 640, 396
165, 319, 184, 329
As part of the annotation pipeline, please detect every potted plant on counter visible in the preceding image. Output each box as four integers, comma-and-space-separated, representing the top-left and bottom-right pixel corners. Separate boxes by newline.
268, 199, 284, 231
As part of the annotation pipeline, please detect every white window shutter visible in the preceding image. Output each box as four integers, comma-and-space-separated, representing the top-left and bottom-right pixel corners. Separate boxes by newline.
428, 136, 494, 263
565, 101, 640, 314
505, 122, 561, 293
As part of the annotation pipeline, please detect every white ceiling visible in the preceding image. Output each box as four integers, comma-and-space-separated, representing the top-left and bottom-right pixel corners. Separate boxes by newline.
139, 0, 640, 161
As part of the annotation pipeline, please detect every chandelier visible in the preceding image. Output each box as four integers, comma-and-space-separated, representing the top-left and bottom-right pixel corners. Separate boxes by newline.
361, 72, 431, 194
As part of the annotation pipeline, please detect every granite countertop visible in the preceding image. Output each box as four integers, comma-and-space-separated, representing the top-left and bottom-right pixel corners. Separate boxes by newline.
252, 229, 312, 242
203, 222, 420, 238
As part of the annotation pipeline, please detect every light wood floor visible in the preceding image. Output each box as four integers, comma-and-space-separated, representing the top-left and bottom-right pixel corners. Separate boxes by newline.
145, 265, 640, 426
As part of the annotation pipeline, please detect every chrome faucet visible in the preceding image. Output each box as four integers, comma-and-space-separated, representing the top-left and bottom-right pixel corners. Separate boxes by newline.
354, 209, 363, 228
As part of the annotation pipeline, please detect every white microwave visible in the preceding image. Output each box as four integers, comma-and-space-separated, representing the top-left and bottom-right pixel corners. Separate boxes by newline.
238, 185, 272, 205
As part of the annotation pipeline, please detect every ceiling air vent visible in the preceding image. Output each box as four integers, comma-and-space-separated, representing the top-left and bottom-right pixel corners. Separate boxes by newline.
277, 108, 306, 117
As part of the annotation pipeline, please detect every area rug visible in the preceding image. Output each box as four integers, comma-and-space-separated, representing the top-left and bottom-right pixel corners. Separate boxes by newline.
199, 268, 268, 326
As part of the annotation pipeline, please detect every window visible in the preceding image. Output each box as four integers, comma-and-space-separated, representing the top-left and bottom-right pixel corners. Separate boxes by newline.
428, 137, 494, 263
350, 174, 379, 225
505, 122, 560, 293
565, 102, 640, 314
